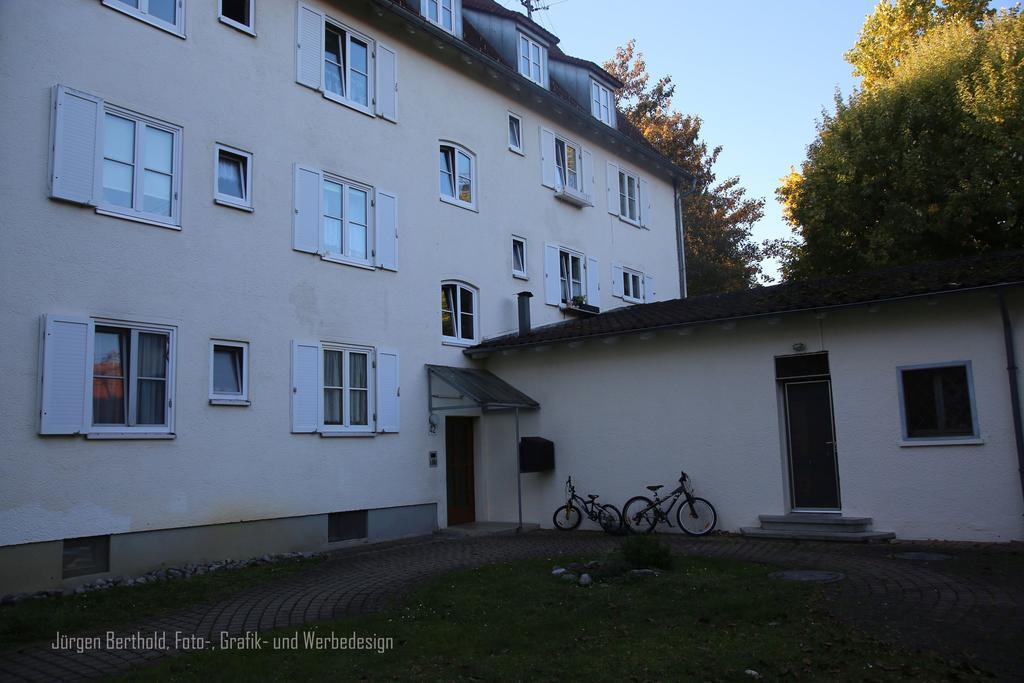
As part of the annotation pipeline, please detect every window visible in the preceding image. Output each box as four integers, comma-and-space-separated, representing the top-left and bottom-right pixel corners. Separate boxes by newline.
554, 136, 581, 193
899, 363, 979, 441
328, 510, 368, 541
441, 282, 478, 344
214, 144, 252, 210
613, 263, 654, 303
508, 112, 523, 154
219, 0, 254, 34
210, 340, 249, 404
421, 0, 458, 34
591, 79, 613, 126
558, 249, 584, 305
91, 322, 173, 433
324, 21, 372, 112
103, 0, 185, 37
322, 345, 373, 433
62, 536, 110, 578
512, 236, 528, 279
322, 174, 371, 264
439, 143, 475, 210
622, 268, 643, 303
618, 169, 640, 223
518, 33, 545, 85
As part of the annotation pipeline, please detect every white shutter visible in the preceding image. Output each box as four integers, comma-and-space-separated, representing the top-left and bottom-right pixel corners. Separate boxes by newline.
376, 348, 400, 433
543, 244, 561, 306
586, 256, 600, 309
49, 85, 102, 205
376, 43, 398, 122
296, 4, 324, 91
540, 128, 556, 189
606, 161, 619, 215
293, 164, 321, 254
291, 340, 319, 433
644, 274, 656, 302
39, 314, 91, 435
639, 177, 652, 228
612, 263, 624, 298
582, 148, 594, 203
375, 189, 398, 271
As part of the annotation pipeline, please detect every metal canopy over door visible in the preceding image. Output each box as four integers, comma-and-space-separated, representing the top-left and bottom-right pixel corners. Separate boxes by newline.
445, 416, 476, 525
777, 353, 840, 511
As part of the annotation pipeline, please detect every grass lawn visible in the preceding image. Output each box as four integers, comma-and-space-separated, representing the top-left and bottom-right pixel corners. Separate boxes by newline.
0, 556, 322, 652
120, 554, 987, 681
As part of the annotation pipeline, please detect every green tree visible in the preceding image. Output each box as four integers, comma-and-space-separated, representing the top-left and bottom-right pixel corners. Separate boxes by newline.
778, 10, 1024, 280
604, 41, 776, 295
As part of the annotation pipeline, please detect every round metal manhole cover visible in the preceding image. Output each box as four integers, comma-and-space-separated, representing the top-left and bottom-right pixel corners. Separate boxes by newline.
892, 552, 953, 561
770, 570, 845, 583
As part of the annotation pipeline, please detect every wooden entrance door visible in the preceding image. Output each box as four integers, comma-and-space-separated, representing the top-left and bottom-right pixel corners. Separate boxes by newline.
784, 379, 841, 510
445, 417, 475, 525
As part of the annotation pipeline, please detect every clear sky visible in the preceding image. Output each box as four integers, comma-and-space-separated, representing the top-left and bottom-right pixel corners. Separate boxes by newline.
494, 0, 878, 280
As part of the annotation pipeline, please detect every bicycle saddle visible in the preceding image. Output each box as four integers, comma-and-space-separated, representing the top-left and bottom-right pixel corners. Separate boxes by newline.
587, 494, 598, 500
646, 485, 663, 492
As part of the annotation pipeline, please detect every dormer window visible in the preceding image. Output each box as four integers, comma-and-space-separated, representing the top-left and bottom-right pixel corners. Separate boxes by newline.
591, 79, 613, 126
518, 33, 546, 86
422, 0, 459, 35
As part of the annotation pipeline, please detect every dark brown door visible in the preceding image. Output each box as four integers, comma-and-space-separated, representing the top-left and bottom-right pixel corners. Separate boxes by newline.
445, 417, 475, 525
785, 380, 841, 510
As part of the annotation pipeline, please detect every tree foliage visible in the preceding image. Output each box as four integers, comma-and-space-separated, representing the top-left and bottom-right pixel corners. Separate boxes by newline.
604, 41, 776, 295
778, 9, 1024, 280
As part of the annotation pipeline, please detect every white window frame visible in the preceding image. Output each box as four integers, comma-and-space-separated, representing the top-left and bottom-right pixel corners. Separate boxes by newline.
518, 32, 546, 86
209, 339, 250, 405
512, 235, 528, 280
322, 18, 375, 116
213, 143, 253, 211
97, 104, 183, 230
319, 343, 375, 434
591, 79, 613, 126
621, 267, 644, 303
441, 281, 479, 346
321, 172, 375, 268
103, 0, 186, 38
87, 318, 176, 437
219, 0, 255, 35
421, 0, 458, 34
558, 247, 585, 306
897, 361, 981, 445
617, 167, 641, 226
507, 112, 524, 155
554, 135, 582, 193
439, 142, 477, 211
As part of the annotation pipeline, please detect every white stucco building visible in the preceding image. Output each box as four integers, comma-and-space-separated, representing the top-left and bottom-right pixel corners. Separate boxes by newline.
2, 0, 1022, 597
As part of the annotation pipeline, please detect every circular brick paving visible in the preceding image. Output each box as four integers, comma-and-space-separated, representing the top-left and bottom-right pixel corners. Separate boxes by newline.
0, 531, 1020, 681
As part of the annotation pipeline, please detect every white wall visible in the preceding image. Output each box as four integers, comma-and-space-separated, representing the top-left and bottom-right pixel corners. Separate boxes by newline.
0, 0, 679, 546
482, 292, 1024, 541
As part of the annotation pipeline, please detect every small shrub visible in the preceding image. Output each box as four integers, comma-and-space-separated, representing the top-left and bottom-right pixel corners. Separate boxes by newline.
620, 535, 673, 571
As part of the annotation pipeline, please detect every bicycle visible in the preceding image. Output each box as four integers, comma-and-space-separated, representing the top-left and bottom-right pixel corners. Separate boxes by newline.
622, 471, 717, 536
552, 476, 623, 534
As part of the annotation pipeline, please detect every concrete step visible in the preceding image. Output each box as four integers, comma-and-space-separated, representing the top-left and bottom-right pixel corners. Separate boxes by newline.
759, 514, 873, 533
740, 526, 896, 543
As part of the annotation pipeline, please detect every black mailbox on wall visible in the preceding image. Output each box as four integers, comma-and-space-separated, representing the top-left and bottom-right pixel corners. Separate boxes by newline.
519, 437, 554, 473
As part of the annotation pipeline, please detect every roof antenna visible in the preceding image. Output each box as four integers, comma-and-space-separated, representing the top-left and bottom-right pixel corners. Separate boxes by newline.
520, 0, 550, 20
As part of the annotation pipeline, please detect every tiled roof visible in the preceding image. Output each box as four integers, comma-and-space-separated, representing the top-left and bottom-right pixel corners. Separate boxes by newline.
470, 251, 1024, 353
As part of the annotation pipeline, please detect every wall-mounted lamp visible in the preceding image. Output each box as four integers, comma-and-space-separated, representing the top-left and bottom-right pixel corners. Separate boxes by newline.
792, 342, 806, 352
428, 413, 440, 434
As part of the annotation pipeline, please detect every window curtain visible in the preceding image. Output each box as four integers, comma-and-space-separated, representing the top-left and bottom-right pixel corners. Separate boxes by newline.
349, 353, 368, 425
136, 332, 167, 425
218, 155, 243, 198
213, 346, 242, 394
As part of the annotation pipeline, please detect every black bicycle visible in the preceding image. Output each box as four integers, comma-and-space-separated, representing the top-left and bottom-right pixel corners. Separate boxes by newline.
552, 476, 623, 534
623, 471, 717, 536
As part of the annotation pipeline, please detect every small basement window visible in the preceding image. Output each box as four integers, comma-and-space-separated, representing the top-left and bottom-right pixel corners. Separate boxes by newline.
328, 510, 368, 542
900, 363, 978, 440
210, 340, 249, 404
507, 112, 523, 154
62, 536, 111, 578
214, 144, 252, 210
219, 0, 254, 33
512, 235, 527, 279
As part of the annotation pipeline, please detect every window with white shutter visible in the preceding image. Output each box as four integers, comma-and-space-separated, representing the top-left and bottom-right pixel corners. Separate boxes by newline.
296, 5, 381, 118
544, 245, 596, 310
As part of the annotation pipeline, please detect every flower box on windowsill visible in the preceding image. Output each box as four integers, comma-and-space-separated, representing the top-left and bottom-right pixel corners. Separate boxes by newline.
554, 185, 593, 208
560, 302, 600, 316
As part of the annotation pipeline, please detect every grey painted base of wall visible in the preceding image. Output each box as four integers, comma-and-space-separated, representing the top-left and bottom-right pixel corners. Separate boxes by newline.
0, 503, 437, 595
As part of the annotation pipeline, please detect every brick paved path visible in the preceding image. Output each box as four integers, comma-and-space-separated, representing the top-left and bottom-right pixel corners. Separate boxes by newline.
0, 531, 1021, 680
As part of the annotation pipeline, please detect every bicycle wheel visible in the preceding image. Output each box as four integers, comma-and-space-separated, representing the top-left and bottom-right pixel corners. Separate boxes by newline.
622, 496, 658, 534
676, 497, 717, 536
552, 503, 582, 530
597, 504, 623, 534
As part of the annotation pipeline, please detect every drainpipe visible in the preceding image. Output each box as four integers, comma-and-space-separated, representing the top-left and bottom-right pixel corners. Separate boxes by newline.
673, 175, 698, 299
997, 290, 1024, 510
